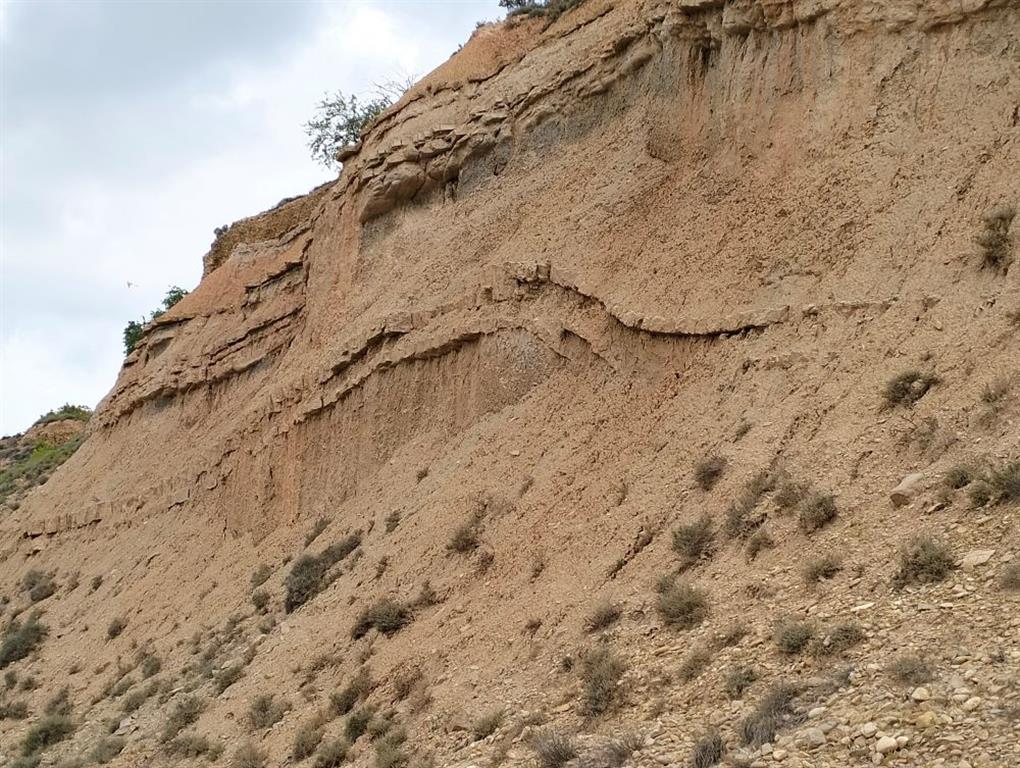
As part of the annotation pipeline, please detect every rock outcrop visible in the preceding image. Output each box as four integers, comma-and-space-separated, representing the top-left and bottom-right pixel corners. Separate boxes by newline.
2, 2, 1019, 767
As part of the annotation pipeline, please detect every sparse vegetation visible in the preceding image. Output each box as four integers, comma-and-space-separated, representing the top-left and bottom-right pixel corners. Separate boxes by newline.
305, 83, 407, 170
140, 652, 161, 678
331, 668, 373, 715
90, 736, 126, 764
231, 741, 268, 768
161, 695, 204, 742
802, 553, 842, 584
345, 706, 373, 742
215, 663, 245, 694
285, 532, 362, 612
812, 622, 865, 657
531, 729, 578, 768
694, 455, 727, 491
293, 719, 325, 760
944, 464, 974, 489
691, 731, 725, 768
886, 654, 932, 685
798, 492, 837, 534
305, 517, 329, 546
0, 698, 29, 719
21, 714, 75, 755
745, 528, 774, 561
1001, 563, 1020, 592
739, 684, 799, 747
585, 600, 622, 633
472, 708, 505, 739
107, 617, 127, 640
724, 665, 757, 698
502, 0, 590, 21
987, 460, 1020, 503
251, 564, 272, 589
678, 647, 711, 682
251, 589, 270, 613
580, 646, 626, 716
314, 739, 349, 768
893, 534, 956, 588
671, 514, 715, 565
166, 733, 224, 760
882, 370, 940, 408
773, 619, 815, 655
351, 598, 412, 639
122, 285, 189, 354
655, 577, 709, 630
976, 205, 1015, 272
0, 612, 48, 668
22, 570, 56, 603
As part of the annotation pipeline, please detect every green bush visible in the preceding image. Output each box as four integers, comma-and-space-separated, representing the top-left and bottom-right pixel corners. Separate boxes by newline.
285, 533, 362, 612
305, 88, 398, 170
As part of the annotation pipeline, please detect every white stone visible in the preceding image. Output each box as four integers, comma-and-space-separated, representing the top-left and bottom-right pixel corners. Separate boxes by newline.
890, 473, 924, 506
960, 549, 994, 570
875, 736, 899, 754
911, 687, 932, 702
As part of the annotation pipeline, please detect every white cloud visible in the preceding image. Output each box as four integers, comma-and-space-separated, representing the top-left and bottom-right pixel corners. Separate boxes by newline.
0, 0, 501, 434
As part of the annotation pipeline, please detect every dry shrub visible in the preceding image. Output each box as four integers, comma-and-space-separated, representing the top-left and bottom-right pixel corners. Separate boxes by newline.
798, 492, 837, 534
739, 684, 799, 747
1001, 563, 1020, 592
293, 719, 324, 760
580, 647, 626, 716
691, 731, 724, 768
531, 730, 578, 768
678, 647, 711, 682
351, 598, 412, 639
745, 528, 774, 561
694, 455, 727, 491
251, 564, 272, 588
976, 205, 1015, 272
472, 708, 505, 739
883, 370, 940, 408
90, 736, 126, 764
161, 695, 204, 742
773, 619, 815, 655
313, 739, 348, 768
248, 693, 289, 729
802, 554, 842, 584
723, 666, 757, 698
672, 514, 715, 565
886, 654, 932, 685
988, 461, 1020, 503
893, 534, 955, 588
585, 601, 622, 633
812, 622, 865, 657
655, 578, 709, 630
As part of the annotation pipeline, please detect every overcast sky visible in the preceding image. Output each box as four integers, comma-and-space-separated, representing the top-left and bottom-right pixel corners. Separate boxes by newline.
0, 0, 502, 436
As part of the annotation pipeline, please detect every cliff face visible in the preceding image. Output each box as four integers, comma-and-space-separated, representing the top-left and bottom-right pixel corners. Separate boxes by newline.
3, 2, 1019, 767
